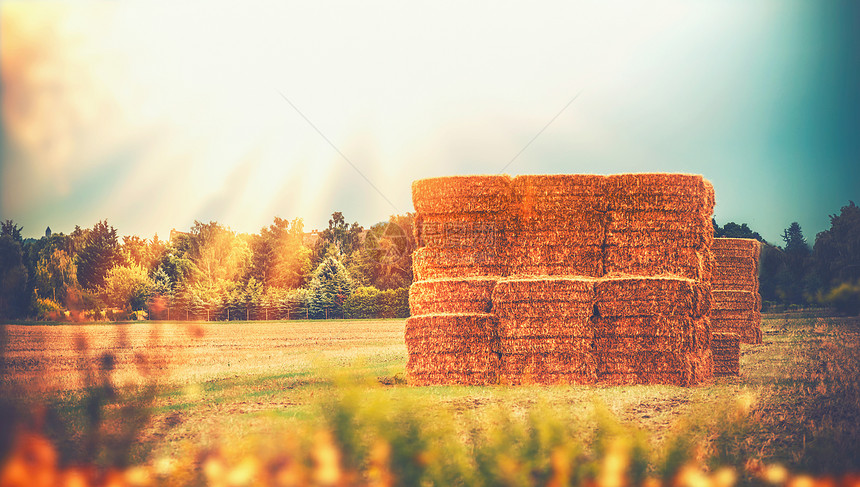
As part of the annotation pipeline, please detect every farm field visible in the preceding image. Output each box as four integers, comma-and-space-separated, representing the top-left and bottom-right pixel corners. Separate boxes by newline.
1, 314, 859, 483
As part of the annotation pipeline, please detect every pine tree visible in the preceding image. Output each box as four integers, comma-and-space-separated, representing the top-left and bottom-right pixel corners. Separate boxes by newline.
309, 256, 354, 319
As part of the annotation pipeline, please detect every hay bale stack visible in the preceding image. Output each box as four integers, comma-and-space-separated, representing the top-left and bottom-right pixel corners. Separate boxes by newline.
509, 175, 606, 277
493, 277, 597, 385
602, 174, 715, 280
712, 332, 740, 376
405, 313, 499, 385
711, 238, 762, 344
408, 173, 717, 387
592, 277, 712, 386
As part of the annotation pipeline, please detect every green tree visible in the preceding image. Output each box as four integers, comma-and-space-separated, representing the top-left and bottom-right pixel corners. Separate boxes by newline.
77, 220, 122, 290
1, 220, 23, 242
101, 264, 153, 311
813, 201, 860, 314
713, 219, 765, 242
309, 256, 354, 319
34, 248, 78, 305
813, 201, 860, 287
250, 217, 312, 289
320, 212, 363, 256
0, 233, 28, 318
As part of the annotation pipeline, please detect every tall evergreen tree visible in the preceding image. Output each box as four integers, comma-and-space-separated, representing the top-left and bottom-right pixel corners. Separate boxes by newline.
309, 256, 354, 318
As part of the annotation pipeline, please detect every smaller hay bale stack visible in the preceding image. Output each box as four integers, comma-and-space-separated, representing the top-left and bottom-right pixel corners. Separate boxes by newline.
712, 332, 740, 376
405, 313, 499, 385
493, 277, 598, 385
711, 238, 762, 344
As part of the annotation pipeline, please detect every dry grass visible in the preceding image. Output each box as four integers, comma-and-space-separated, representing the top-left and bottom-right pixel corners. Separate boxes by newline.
2, 313, 859, 483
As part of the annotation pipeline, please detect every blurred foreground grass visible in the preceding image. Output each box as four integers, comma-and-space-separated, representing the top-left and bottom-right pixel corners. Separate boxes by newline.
1, 315, 859, 486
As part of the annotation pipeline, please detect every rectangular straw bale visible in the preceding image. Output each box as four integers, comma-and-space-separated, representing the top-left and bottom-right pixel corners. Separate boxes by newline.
511, 229, 605, 247
713, 290, 758, 308
412, 247, 505, 280
406, 336, 495, 354
512, 174, 608, 213
603, 245, 711, 280
512, 213, 607, 233
500, 352, 597, 376
593, 277, 708, 318
493, 277, 596, 301
596, 350, 693, 375
414, 213, 509, 249
408, 371, 497, 386
604, 174, 715, 214
712, 238, 761, 260
407, 352, 499, 375
604, 228, 712, 250
712, 332, 740, 376
496, 317, 594, 339
595, 315, 698, 337
405, 314, 497, 341
409, 278, 498, 315
497, 337, 592, 354
412, 175, 513, 214
508, 244, 604, 277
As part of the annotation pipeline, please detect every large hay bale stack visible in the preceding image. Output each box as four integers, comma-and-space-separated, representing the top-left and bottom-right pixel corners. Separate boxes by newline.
712, 332, 740, 376
711, 238, 762, 344
407, 173, 716, 386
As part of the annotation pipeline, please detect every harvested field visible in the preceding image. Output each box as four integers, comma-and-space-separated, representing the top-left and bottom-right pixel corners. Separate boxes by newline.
1, 314, 859, 480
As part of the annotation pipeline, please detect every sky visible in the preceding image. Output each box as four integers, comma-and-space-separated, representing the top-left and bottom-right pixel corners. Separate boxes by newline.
1, 1, 858, 244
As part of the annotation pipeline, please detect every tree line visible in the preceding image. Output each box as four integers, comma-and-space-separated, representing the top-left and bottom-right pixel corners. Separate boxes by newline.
0, 201, 857, 321
0, 212, 414, 321
713, 200, 860, 315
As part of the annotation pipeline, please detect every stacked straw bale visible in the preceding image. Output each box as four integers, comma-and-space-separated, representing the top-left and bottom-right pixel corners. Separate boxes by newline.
408, 173, 716, 386
711, 238, 762, 345
712, 332, 740, 376
493, 277, 597, 385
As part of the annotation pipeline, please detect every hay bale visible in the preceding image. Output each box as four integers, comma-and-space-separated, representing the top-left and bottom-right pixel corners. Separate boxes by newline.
603, 245, 712, 281
604, 174, 715, 214
414, 213, 509, 249
409, 278, 498, 315
593, 277, 711, 319
712, 332, 740, 376
412, 175, 513, 214
405, 313, 499, 385
412, 247, 506, 280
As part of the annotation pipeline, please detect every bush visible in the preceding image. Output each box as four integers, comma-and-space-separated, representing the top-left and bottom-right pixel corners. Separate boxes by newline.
32, 297, 64, 321
343, 286, 381, 319
822, 281, 860, 316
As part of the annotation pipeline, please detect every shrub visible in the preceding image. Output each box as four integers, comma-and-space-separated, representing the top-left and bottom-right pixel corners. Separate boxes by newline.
343, 287, 381, 319
33, 297, 64, 321
822, 281, 860, 316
